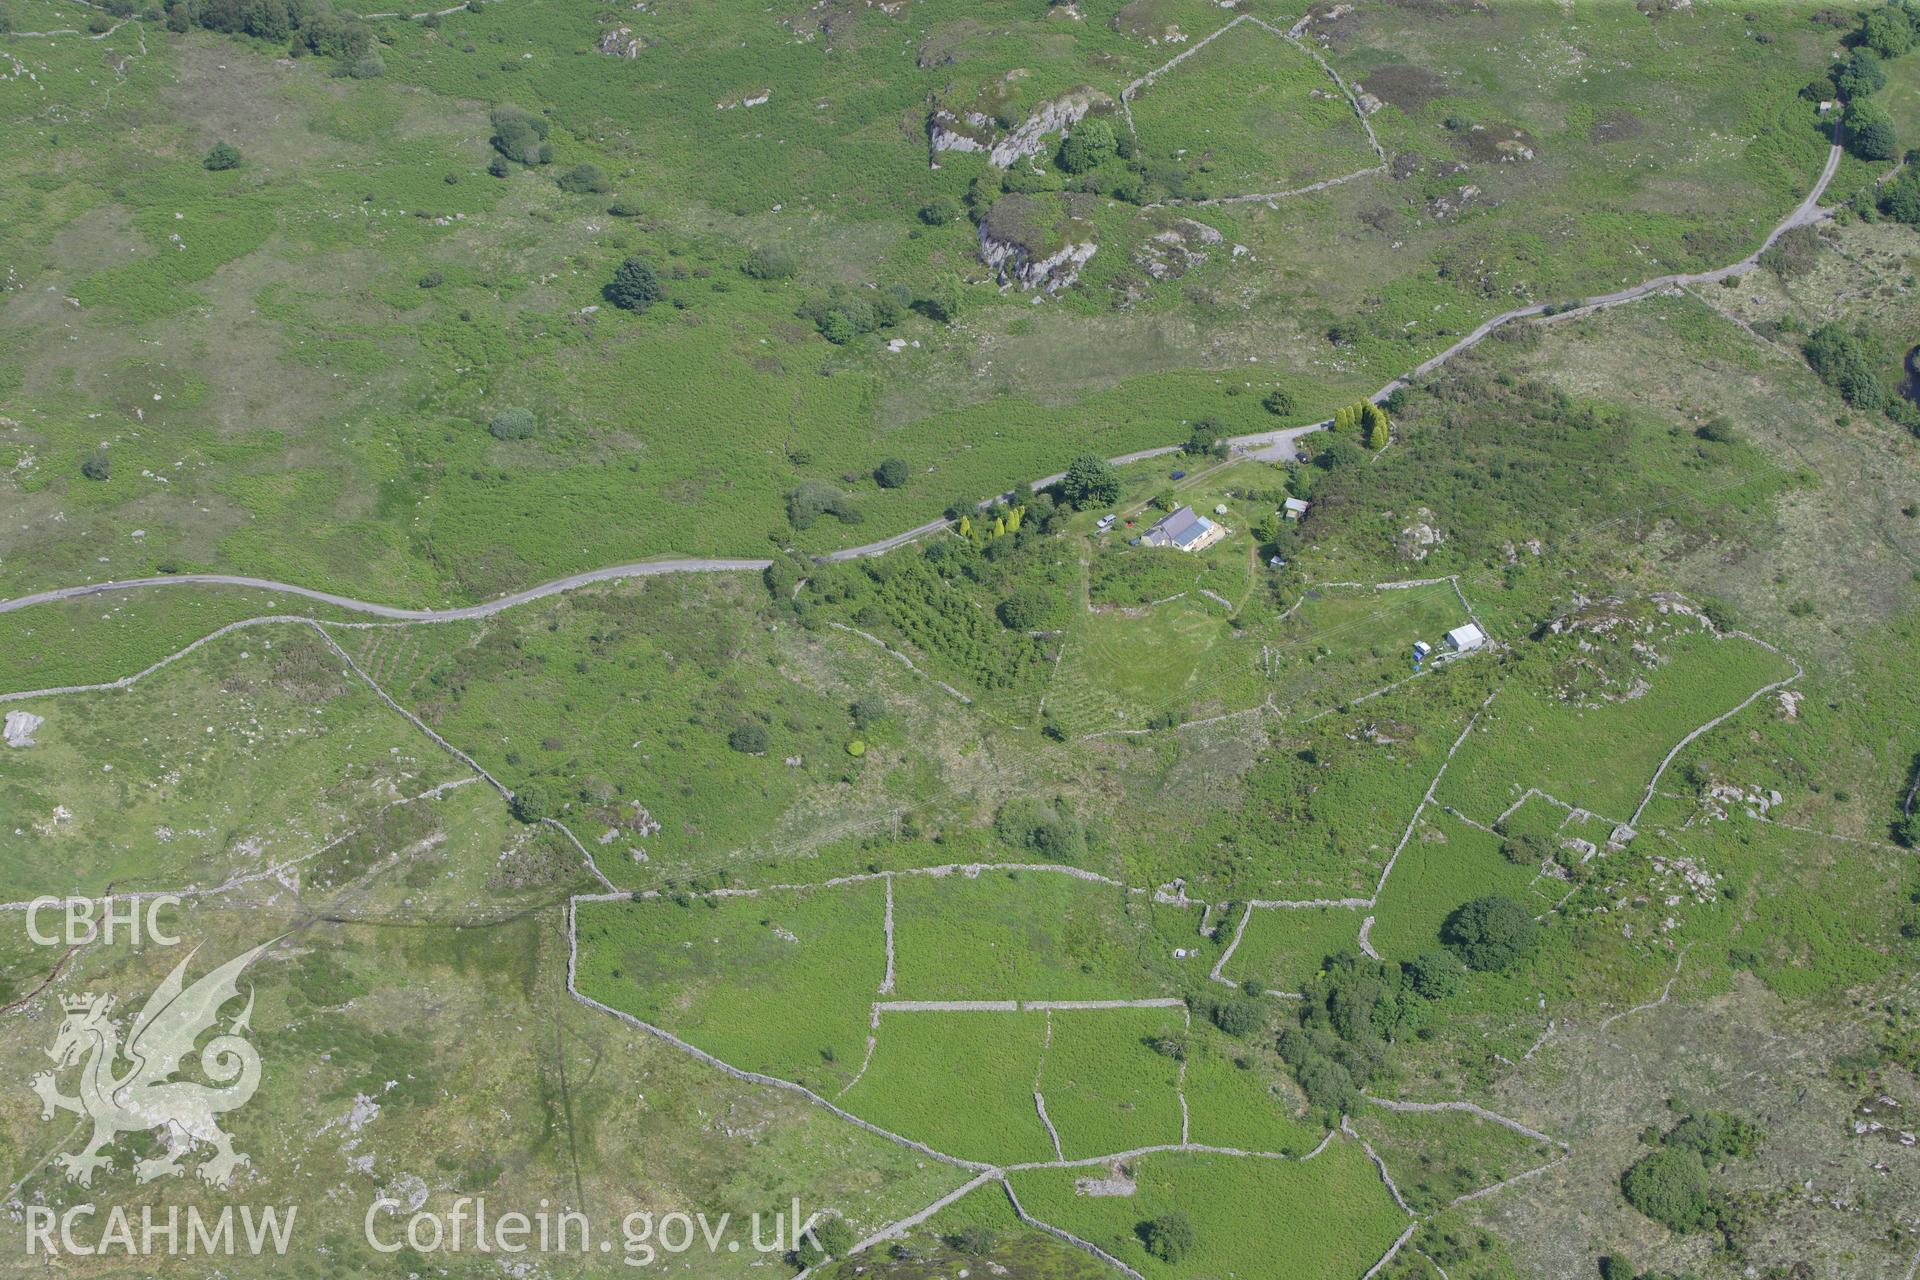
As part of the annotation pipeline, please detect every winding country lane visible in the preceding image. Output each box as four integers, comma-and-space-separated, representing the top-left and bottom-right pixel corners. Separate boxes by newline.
0, 137, 1843, 623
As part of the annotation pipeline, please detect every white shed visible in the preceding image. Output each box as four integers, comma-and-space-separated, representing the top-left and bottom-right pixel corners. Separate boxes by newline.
1444, 623, 1487, 653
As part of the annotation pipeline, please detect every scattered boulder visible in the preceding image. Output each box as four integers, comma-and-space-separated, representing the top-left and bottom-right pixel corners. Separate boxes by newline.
1135, 216, 1222, 281
3, 709, 43, 748
1394, 508, 1445, 561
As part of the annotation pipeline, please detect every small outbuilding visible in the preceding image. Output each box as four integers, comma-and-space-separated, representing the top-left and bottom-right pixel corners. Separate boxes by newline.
1444, 622, 1487, 653
1282, 496, 1310, 521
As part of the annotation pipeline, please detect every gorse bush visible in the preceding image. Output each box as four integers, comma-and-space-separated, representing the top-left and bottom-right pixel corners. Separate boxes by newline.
203, 141, 241, 171
556, 163, 610, 194
1802, 323, 1885, 410
992, 796, 1087, 862
743, 246, 796, 280
489, 105, 551, 166
488, 408, 536, 440
786, 480, 862, 530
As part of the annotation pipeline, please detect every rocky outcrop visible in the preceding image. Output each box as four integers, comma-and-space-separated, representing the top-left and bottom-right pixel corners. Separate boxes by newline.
988, 90, 1107, 167
927, 89, 1113, 168
978, 193, 1098, 293
980, 229, 1096, 293
597, 26, 646, 58
928, 107, 993, 158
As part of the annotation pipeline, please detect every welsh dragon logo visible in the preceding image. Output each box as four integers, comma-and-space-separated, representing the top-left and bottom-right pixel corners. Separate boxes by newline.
30, 942, 271, 1189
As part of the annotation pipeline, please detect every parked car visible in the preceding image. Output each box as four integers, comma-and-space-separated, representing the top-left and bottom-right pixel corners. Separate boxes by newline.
1170, 469, 1186, 480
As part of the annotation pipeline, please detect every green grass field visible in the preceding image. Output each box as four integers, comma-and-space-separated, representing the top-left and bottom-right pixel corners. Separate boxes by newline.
1037, 1006, 1186, 1159
889, 869, 1194, 1002
1367, 813, 1547, 963
1181, 1021, 1328, 1157
1222, 904, 1366, 993
841, 1010, 1057, 1166
573, 883, 885, 1094
1437, 611, 1796, 824
1127, 18, 1379, 197
1353, 1106, 1558, 1216
1009, 1142, 1408, 1280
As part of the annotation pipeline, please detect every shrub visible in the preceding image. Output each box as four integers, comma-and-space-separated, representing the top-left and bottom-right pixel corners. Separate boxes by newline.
1695, 415, 1737, 444
1620, 1147, 1712, 1232
1442, 895, 1539, 972
728, 722, 769, 754
202, 141, 242, 171
1896, 811, 1920, 848
509, 781, 557, 823
80, 451, 111, 481
1500, 832, 1552, 866
952, 1226, 995, 1256
920, 273, 966, 324
605, 257, 662, 311
786, 480, 862, 529
819, 311, 856, 344
418, 270, 444, 289
347, 52, 385, 78
918, 196, 961, 225
1802, 323, 1885, 409
1139, 1213, 1194, 1264
796, 1215, 854, 1265
608, 198, 642, 217
1262, 387, 1296, 417
743, 246, 796, 280
556, 162, 610, 194
996, 587, 1056, 630
992, 797, 1087, 862
1664, 1111, 1761, 1160
874, 457, 910, 489
488, 105, 551, 165
1183, 418, 1226, 456
488, 408, 536, 440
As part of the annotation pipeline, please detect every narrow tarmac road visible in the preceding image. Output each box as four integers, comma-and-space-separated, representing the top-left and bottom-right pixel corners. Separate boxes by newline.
0, 138, 1843, 624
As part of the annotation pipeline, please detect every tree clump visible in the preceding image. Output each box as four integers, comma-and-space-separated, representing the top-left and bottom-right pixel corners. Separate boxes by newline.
1057, 118, 1117, 174
1138, 1212, 1194, 1264
1059, 454, 1120, 508
1442, 895, 1540, 972
203, 141, 242, 171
